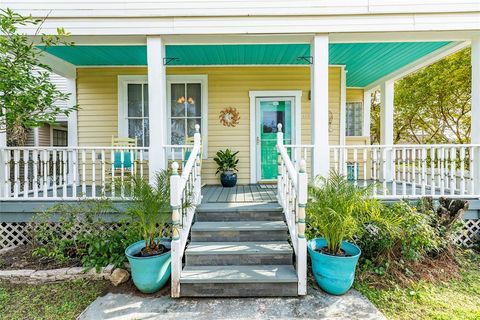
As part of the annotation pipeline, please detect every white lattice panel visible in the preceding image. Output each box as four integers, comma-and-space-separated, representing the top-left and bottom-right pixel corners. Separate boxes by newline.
0, 222, 32, 248
454, 219, 480, 248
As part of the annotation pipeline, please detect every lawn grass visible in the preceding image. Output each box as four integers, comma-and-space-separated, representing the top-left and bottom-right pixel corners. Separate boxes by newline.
0, 279, 108, 320
355, 251, 480, 320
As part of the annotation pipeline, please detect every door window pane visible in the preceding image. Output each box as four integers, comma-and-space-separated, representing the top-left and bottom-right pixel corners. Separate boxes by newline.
346, 102, 363, 136
186, 83, 201, 117
127, 84, 143, 117
171, 119, 186, 145
171, 84, 186, 117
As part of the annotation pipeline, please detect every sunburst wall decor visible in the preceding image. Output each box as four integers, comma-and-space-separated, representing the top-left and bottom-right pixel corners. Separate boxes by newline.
219, 107, 240, 127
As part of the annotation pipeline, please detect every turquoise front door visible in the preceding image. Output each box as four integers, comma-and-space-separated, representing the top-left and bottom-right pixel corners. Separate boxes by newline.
257, 98, 293, 181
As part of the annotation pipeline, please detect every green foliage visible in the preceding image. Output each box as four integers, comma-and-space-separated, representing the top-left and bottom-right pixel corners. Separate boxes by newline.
370, 48, 471, 144
306, 171, 397, 255
214, 149, 239, 174
0, 8, 76, 145
125, 171, 172, 253
31, 199, 140, 271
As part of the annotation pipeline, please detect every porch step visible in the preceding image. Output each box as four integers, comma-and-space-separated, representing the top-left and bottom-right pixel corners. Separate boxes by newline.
191, 221, 288, 242
179, 265, 298, 297
185, 241, 293, 266
196, 204, 284, 221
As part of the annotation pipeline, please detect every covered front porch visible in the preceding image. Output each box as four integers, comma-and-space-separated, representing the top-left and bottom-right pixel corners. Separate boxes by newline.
1, 33, 479, 201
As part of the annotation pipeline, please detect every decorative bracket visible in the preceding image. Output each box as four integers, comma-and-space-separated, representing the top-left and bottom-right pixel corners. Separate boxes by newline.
297, 56, 313, 64
163, 57, 180, 65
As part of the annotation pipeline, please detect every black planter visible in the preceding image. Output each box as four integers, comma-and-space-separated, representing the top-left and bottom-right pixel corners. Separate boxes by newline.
220, 171, 237, 187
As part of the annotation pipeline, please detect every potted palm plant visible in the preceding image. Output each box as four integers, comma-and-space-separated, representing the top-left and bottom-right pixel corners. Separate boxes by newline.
214, 149, 239, 187
306, 171, 381, 295
124, 171, 173, 293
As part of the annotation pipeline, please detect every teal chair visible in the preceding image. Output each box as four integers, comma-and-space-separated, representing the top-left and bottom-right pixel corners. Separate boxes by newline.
112, 137, 137, 173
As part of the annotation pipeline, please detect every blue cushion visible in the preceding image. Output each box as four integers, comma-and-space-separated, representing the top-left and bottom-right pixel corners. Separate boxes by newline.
114, 151, 133, 169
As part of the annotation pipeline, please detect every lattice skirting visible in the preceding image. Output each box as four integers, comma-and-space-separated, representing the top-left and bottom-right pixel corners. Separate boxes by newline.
1, 219, 479, 250
0, 222, 122, 249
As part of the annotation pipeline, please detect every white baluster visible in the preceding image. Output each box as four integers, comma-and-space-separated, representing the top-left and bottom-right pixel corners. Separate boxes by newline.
391, 148, 397, 196
42, 150, 48, 198
363, 148, 367, 187
139, 149, 144, 178
353, 148, 358, 186
81, 149, 86, 196
430, 148, 436, 196
450, 147, 456, 195
52, 149, 57, 198
333, 148, 339, 173
71, 150, 77, 198
421, 148, 427, 196
440, 147, 445, 195
23, 150, 29, 198
470, 147, 476, 195
13, 150, 19, 198
62, 150, 68, 198
32, 150, 38, 198
111, 150, 115, 198
382, 148, 387, 196
91, 149, 96, 198
120, 150, 125, 197
372, 148, 378, 196
101, 150, 106, 197
460, 147, 466, 195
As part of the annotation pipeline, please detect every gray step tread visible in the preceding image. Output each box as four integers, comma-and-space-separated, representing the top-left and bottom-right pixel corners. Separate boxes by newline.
180, 265, 297, 283
191, 221, 287, 232
197, 202, 282, 212
185, 241, 292, 255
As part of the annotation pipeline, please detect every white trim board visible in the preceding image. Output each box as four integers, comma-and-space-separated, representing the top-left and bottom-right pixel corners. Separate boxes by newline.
249, 90, 302, 184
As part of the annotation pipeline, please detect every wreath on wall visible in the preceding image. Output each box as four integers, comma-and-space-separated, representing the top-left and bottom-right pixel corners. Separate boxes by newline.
219, 107, 240, 127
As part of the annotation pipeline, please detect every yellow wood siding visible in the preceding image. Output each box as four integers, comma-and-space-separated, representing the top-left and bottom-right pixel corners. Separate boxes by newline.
346, 88, 364, 102
76, 66, 342, 184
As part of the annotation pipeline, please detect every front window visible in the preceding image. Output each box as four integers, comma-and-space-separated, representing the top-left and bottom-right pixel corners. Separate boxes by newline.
52, 128, 68, 147
126, 83, 149, 147
169, 83, 202, 145
346, 102, 363, 136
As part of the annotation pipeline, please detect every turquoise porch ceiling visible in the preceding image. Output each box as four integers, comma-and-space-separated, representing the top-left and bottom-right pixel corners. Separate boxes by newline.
43, 42, 451, 87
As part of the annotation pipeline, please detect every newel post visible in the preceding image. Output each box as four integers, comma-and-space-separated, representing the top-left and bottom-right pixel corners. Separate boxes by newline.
170, 161, 181, 298
194, 125, 202, 205
297, 159, 308, 295
277, 123, 284, 202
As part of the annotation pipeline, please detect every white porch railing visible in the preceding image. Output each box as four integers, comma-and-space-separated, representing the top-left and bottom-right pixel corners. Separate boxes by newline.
276, 124, 308, 296
330, 144, 480, 199
0, 146, 148, 200
169, 125, 202, 298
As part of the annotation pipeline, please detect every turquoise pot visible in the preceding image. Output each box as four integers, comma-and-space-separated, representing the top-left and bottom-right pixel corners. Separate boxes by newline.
307, 238, 361, 295
125, 239, 172, 294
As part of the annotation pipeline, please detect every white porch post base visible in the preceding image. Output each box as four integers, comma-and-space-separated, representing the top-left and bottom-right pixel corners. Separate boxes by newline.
311, 34, 330, 178
147, 36, 167, 182
472, 37, 480, 195
380, 81, 394, 181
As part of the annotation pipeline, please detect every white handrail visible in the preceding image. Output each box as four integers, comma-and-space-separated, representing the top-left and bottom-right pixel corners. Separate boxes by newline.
169, 125, 202, 298
276, 123, 308, 296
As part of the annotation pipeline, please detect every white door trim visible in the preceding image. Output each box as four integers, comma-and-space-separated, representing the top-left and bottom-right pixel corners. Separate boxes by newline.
248, 90, 302, 184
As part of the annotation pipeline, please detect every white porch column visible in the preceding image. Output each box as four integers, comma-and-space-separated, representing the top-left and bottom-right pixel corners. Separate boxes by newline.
471, 37, 480, 194
380, 81, 394, 181
311, 34, 330, 178
363, 90, 372, 137
66, 77, 78, 183
147, 36, 167, 182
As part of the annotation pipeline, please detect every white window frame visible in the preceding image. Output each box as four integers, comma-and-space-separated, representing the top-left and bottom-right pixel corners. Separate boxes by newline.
166, 75, 208, 159
345, 101, 364, 137
117, 75, 149, 144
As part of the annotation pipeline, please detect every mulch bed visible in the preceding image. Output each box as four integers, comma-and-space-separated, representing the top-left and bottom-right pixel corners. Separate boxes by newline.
0, 245, 81, 270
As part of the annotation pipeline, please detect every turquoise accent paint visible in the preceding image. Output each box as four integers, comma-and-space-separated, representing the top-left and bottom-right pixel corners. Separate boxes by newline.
307, 238, 361, 295
113, 151, 133, 169
43, 42, 451, 87
125, 239, 172, 293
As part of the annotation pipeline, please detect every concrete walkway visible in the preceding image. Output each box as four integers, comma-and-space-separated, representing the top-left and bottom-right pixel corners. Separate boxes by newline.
78, 287, 386, 320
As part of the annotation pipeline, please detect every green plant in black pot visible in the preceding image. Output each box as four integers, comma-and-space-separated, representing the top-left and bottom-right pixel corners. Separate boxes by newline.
214, 149, 239, 187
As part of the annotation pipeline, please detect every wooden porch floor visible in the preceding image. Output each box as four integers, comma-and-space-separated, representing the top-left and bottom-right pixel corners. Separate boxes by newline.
201, 184, 277, 203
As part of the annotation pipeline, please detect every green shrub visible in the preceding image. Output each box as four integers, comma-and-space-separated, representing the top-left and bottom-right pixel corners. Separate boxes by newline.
31, 199, 140, 271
